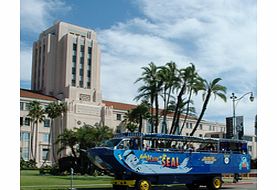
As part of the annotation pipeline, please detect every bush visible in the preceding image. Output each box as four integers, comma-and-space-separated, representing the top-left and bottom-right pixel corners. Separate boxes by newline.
39, 165, 60, 175
58, 156, 79, 174
20, 158, 37, 170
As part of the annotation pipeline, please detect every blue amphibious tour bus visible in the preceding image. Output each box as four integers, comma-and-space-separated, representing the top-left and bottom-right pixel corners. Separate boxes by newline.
87, 133, 250, 190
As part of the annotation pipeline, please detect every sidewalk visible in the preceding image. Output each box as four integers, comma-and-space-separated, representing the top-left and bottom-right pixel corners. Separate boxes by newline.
222, 176, 257, 184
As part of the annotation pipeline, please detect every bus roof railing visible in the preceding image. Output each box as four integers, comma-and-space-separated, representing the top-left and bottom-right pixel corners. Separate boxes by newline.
113, 132, 247, 144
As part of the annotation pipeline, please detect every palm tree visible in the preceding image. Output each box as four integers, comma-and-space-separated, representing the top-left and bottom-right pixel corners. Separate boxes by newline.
168, 98, 195, 134
133, 101, 150, 132
157, 62, 179, 133
169, 65, 193, 134
28, 101, 45, 161
45, 101, 67, 163
179, 64, 204, 135
122, 110, 138, 132
135, 62, 162, 133
56, 129, 78, 159
190, 78, 227, 136
93, 123, 113, 146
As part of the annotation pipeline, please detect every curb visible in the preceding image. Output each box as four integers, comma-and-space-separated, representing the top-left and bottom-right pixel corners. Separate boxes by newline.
223, 173, 257, 178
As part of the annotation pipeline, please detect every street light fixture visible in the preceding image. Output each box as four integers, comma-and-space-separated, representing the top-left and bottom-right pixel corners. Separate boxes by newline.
230, 92, 254, 139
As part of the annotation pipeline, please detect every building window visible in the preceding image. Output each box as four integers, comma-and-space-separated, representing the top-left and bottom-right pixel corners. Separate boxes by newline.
73, 43, 77, 51
20, 117, 23, 126
209, 125, 212, 131
80, 45, 84, 52
25, 103, 31, 110
79, 80, 83, 87
72, 68, 76, 74
186, 123, 189, 128
116, 114, 122, 121
199, 124, 203, 130
87, 71, 91, 77
44, 119, 50, 128
88, 47, 92, 53
213, 126, 215, 131
199, 134, 203, 137
189, 123, 192, 129
72, 79, 76, 86
72, 55, 76, 62
21, 147, 29, 160
186, 133, 189, 136
21, 132, 30, 142
88, 58, 91, 66
24, 118, 31, 126
80, 69, 83, 76
20, 102, 24, 110
42, 148, 49, 160
80, 57, 84, 63
87, 82, 91, 89
42, 134, 49, 143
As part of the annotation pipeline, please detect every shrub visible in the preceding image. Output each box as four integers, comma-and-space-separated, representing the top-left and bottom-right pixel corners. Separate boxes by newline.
20, 158, 37, 170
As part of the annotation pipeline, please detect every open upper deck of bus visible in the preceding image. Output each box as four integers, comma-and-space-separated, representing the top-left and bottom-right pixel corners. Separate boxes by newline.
113, 132, 247, 143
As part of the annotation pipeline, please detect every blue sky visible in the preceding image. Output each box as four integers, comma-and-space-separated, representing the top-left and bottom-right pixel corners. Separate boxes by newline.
20, 0, 257, 135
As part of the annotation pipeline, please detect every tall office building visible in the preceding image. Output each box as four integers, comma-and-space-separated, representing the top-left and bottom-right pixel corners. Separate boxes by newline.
31, 21, 105, 159
32, 21, 101, 101
31, 21, 104, 125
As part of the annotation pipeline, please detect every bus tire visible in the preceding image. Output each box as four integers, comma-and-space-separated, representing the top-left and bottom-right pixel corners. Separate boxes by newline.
186, 183, 200, 190
207, 176, 222, 190
136, 179, 151, 190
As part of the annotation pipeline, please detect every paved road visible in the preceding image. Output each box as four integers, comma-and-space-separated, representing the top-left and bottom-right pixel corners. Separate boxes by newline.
77, 178, 257, 190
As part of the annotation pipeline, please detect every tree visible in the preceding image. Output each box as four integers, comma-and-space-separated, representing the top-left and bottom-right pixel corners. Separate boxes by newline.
169, 65, 193, 134
190, 78, 227, 136
179, 64, 204, 135
135, 62, 162, 133
157, 62, 179, 133
132, 101, 151, 132
28, 101, 45, 161
45, 101, 67, 163
122, 110, 138, 132
168, 98, 195, 134
56, 128, 78, 159
93, 123, 113, 146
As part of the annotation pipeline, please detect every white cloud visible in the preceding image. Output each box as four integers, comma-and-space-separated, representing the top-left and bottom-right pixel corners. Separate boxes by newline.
20, 0, 71, 81
20, 0, 71, 33
98, 0, 257, 134
20, 44, 32, 81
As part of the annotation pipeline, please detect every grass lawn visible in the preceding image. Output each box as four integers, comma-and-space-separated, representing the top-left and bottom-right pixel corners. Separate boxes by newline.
20, 170, 113, 190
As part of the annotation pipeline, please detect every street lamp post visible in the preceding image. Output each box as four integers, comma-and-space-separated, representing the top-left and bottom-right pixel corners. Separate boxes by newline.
230, 92, 254, 139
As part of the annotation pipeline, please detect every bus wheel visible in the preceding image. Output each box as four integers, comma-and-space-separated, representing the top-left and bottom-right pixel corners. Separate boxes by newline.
136, 179, 151, 190
207, 176, 222, 190
186, 183, 200, 190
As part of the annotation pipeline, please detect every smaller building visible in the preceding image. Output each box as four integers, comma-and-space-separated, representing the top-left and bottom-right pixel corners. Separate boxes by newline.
20, 89, 58, 167
242, 135, 257, 160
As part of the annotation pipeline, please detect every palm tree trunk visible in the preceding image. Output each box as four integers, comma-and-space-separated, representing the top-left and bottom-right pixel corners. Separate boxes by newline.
155, 93, 159, 133
34, 121, 38, 162
190, 91, 211, 136
162, 89, 167, 133
169, 84, 186, 134
179, 89, 193, 135
150, 96, 154, 133
173, 111, 182, 134
138, 115, 143, 132
30, 122, 35, 160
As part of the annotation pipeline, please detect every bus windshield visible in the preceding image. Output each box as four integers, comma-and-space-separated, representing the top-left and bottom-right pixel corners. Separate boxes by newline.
100, 138, 122, 148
